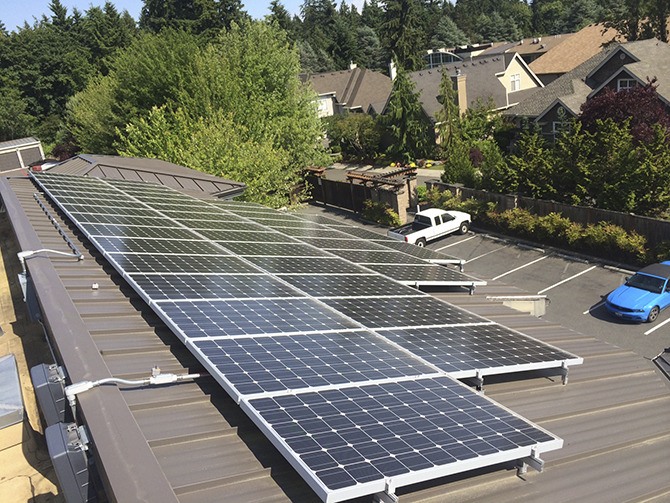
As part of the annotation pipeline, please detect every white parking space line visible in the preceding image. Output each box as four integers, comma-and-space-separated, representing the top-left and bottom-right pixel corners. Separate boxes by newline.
435, 235, 477, 251
491, 256, 549, 281
465, 246, 506, 263
584, 300, 605, 315
644, 317, 670, 335
538, 265, 597, 294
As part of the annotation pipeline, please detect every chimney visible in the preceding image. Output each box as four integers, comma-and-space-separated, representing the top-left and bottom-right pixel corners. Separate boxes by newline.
349, 61, 357, 70
452, 73, 467, 116
388, 60, 397, 81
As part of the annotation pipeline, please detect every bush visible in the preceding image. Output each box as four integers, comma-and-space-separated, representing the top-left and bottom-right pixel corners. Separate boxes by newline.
361, 200, 402, 227
581, 222, 647, 264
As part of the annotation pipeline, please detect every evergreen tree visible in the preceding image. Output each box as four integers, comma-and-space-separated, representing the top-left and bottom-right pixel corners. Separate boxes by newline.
381, 0, 423, 71
430, 16, 468, 49
356, 25, 386, 71
382, 62, 434, 161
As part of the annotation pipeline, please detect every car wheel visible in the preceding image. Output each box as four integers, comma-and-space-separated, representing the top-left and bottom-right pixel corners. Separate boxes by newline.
458, 221, 470, 235
416, 238, 426, 247
647, 306, 660, 323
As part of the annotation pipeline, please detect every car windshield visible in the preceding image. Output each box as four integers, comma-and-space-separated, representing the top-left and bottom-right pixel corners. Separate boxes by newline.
626, 273, 666, 294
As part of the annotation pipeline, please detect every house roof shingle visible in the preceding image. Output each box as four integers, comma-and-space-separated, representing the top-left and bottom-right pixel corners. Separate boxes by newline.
529, 23, 624, 76
306, 67, 392, 112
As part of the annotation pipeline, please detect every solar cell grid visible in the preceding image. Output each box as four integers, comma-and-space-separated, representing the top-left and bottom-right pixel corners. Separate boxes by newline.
245, 256, 366, 275
245, 376, 560, 496
298, 237, 389, 251
83, 223, 199, 240
191, 331, 436, 396
374, 240, 461, 261
322, 296, 482, 328
94, 236, 224, 255
254, 218, 332, 229
329, 249, 427, 265
158, 298, 360, 338
66, 204, 161, 218
294, 214, 349, 226
159, 210, 248, 222
278, 274, 422, 298
366, 263, 472, 283
187, 220, 269, 232
332, 226, 386, 240
70, 213, 171, 227
272, 227, 347, 239
224, 241, 328, 257
202, 229, 297, 243
379, 325, 579, 376
108, 253, 259, 274
130, 273, 301, 301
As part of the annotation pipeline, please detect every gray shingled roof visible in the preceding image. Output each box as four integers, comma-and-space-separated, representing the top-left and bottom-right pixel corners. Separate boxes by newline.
506, 38, 670, 119
0, 137, 40, 152
410, 54, 530, 120
306, 67, 392, 112
503, 49, 612, 118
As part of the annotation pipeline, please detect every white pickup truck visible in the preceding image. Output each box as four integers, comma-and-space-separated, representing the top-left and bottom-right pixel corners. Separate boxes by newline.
387, 208, 471, 247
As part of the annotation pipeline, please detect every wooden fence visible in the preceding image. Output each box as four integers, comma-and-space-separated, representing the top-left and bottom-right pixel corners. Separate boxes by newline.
428, 181, 670, 248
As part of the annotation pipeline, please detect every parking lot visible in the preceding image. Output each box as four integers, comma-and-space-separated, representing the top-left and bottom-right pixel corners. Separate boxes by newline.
300, 205, 670, 361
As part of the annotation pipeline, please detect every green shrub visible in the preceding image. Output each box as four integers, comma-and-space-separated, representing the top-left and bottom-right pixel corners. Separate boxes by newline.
361, 200, 402, 227
581, 222, 647, 263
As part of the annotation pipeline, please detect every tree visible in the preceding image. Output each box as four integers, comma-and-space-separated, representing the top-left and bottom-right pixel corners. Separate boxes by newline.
73, 22, 328, 207
140, 0, 246, 36
382, 62, 434, 161
356, 25, 386, 71
324, 113, 381, 160
381, 0, 423, 71
506, 128, 556, 199
430, 16, 468, 49
580, 81, 670, 145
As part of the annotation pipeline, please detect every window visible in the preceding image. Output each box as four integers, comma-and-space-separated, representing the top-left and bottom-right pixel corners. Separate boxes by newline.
617, 78, 637, 91
510, 73, 521, 92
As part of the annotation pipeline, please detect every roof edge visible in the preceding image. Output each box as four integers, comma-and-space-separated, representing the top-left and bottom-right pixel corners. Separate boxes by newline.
0, 176, 179, 503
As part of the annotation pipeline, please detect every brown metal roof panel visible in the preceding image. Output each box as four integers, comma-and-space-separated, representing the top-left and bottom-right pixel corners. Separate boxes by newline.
102, 350, 194, 379
496, 373, 669, 419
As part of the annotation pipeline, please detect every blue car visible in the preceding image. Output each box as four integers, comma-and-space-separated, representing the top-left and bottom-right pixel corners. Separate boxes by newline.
605, 261, 670, 322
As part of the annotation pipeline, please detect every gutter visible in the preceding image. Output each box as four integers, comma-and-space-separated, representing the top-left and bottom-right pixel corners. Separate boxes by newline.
0, 177, 179, 503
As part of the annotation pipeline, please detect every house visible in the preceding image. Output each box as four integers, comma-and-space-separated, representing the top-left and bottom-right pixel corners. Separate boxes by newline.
477, 33, 573, 66
505, 38, 670, 138
0, 137, 44, 173
303, 65, 392, 117
529, 23, 624, 85
408, 52, 544, 123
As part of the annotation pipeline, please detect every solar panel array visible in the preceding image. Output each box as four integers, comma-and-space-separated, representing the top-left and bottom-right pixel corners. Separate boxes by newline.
33, 172, 580, 503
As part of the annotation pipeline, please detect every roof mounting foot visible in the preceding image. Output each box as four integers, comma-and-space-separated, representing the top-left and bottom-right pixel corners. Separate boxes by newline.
561, 361, 569, 385
459, 259, 465, 272
475, 370, 484, 392
373, 481, 398, 503
517, 446, 544, 478
469, 283, 476, 295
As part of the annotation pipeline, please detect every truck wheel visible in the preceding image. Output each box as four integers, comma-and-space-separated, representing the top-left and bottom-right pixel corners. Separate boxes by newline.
416, 238, 427, 247
458, 221, 470, 235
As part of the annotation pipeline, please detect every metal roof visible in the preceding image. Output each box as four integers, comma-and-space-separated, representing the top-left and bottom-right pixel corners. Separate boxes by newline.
2, 175, 670, 502
49, 154, 246, 198
0, 137, 41, 152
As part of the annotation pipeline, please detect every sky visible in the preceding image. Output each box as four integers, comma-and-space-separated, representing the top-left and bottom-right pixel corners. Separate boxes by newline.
1, 0, 365, 32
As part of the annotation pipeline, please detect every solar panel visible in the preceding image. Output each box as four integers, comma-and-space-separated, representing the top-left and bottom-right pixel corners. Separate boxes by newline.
196, 229, 297, 243
94, 236, 225, 255
380, 325, 582, 378
245, 256, 367, 274
190, 331, 436, 397
277, 274, 424, 298
373, 239, 464, 262
297, 237, 389, 251
157, 298, 360, 338
242, 377, 562, 501
328, 249, 429, 265
108, 253, 258, 274
130, 273, 301, 300
222, 241, 329, 257
32, 172, 578, 503
322, 296, 483, 329
366, 263, 484, 286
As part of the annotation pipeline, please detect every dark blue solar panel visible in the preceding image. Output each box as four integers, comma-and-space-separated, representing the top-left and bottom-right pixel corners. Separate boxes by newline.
322, 296, 482, 328
157, 298, 360, 338
191, 331, 436, 396
108, 253, 258, 274
278, 274, 421, 298
130, 273, 301, 300
245, 377, 560, 495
